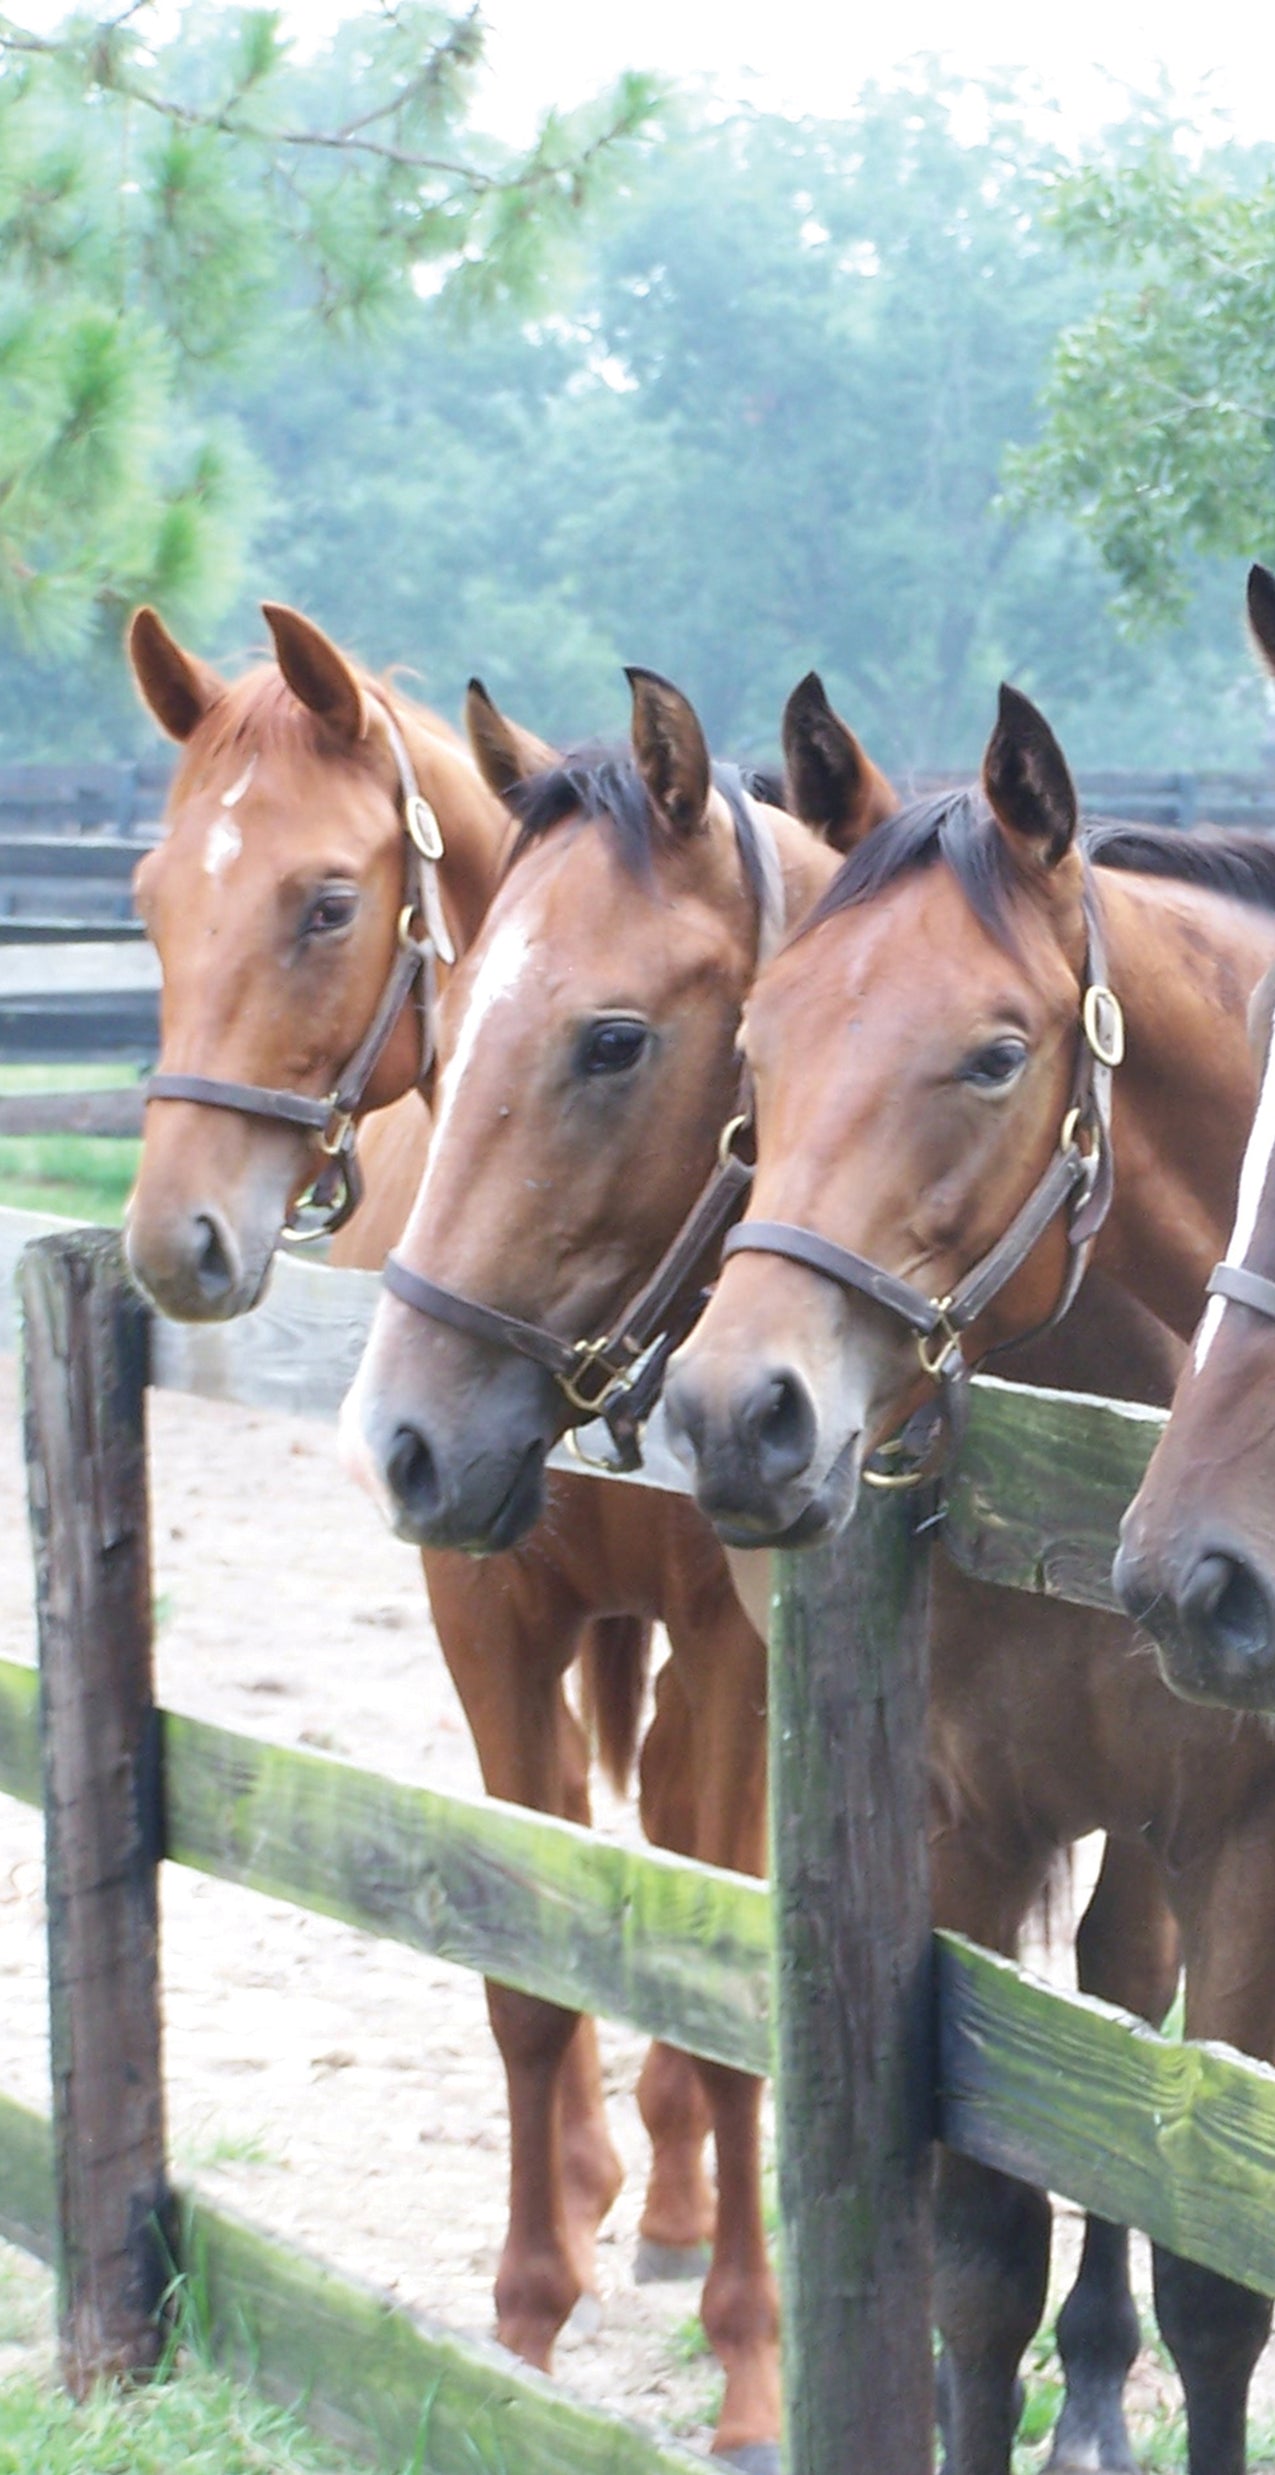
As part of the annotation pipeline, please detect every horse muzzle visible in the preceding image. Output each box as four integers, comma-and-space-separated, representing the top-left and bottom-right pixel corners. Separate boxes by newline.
1113, 1527, 1275, 1711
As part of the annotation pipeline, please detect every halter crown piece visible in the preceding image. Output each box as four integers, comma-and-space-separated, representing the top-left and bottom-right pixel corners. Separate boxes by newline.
144, 698, 452, 1239
724, 860, 1124, 1483
380, 779, 787, 1470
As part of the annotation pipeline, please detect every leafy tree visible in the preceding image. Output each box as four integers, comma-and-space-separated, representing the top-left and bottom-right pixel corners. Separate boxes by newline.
1007, 129, 1275, 624
0, 2, 660, 663
233, 80, 1269, 773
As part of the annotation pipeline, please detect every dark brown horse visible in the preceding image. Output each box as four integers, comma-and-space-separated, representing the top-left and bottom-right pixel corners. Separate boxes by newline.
665, 676, 1275, 2475
344, 669, 1199, 2475
1114, 567, 1275, 1707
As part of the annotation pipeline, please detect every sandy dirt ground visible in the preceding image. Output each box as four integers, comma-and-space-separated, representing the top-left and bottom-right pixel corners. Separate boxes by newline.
1, 1345, 1273, 2463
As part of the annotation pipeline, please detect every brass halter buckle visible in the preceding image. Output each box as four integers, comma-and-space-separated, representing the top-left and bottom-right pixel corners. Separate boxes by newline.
1083, 983, 1125, 1069
405, 792, 444, 863
319, 1105, 355, 1159
717, 1111, 751, 1167
916, 1300, 961, 1382
560, 1336, 631, 1416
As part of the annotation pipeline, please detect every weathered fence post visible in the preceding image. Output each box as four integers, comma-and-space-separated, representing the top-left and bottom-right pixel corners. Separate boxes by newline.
770, 1488, 935, 2475
21, 1228, 171, 2392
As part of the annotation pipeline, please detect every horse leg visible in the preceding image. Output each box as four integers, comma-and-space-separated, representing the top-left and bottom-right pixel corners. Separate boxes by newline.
663, 1540, 779, 2474
1047, 1834, 1180, 2474
1152, 1836, 1275, 2475
634, 1660, 715, 2279
933, 1830, 1055, 2475
422, 1551, 621, 2368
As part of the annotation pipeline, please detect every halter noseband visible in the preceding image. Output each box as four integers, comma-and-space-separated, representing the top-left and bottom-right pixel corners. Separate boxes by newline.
145, 702, 454, 1239
722, 865, 1124, 1475
380, 779, 787, 1469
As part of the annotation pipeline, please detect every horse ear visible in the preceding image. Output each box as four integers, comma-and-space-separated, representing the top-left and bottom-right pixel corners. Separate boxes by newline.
626, 667, 711, 837
128, 607, 225, 743
464, 679, 557, 794
982, 683, 1078, 870
262, 602, 366, 742
1247, 566, 1275, 679
782, 672, 897, 852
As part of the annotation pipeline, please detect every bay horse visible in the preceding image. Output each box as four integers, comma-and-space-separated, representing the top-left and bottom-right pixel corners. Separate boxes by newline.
344, 667, 1195, 2475
1113, 567, 1275, 1709
664, 675, 1275, 2475
125, 608, 831, 2467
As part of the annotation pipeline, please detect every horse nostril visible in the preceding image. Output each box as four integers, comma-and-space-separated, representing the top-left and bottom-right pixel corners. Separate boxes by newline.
192, 1212, 236, 1303
385, 1423, 441, 1530
744, 1368, 816, 1489
1180, 1549, 1275, 1679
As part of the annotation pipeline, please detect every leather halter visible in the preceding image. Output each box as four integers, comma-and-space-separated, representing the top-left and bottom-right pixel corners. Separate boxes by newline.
1206, 1262, 1275, 1323
381, 778, 787, 1468
145, 701, 454, 1239
722, 866, 1124, 1467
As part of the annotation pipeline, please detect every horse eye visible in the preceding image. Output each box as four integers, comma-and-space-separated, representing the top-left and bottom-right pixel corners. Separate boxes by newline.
578, 1018, 649, 1076
960, 1037, 1029, 1091
301, 885, 359, 939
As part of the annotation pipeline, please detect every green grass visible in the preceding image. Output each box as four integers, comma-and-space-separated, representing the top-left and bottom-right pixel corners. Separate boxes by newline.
0, 1062, 142, 1225
0, 2241, 416, 2475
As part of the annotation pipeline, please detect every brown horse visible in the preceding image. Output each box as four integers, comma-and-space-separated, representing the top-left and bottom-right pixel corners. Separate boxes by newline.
344, 669, 1198, 2475
126, 613, 833, 2467
1114, 567, 1275, 1708
665, 677, 1275, 2474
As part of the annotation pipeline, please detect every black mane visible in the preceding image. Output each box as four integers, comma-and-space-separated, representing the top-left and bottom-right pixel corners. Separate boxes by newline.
799, 785, 1275, 952
504, 744, 778, 911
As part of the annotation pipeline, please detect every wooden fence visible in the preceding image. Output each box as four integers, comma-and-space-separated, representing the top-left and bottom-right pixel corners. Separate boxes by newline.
4, 1218, 1275, 2474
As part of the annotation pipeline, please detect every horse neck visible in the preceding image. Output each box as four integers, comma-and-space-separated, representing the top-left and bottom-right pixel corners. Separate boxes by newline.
388, 701, 510, 956
1094, 869, 1275, 1338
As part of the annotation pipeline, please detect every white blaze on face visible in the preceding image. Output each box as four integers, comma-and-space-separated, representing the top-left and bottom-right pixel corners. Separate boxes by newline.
203, 817, 243, 881
202, 757, 256, 881
411, 916, 533, 1212
1194, 1032, 1275, 1372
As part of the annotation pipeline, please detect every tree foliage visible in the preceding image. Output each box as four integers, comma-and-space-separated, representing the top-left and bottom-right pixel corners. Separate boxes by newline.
0, 2, 661, 653
1007, 130, 1275, 623
231, 80, 1265, 773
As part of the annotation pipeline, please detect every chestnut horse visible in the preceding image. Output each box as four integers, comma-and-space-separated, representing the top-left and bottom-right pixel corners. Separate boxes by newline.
345, 669, 1195, 2475
665, 677, 1275, 2475
125, 610, 840, 2467
1114, 568, 1275, 1708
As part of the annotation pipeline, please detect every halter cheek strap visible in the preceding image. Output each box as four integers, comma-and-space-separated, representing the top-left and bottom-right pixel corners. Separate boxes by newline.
722, 865, 1124, 1472
145, 697, 450, 1239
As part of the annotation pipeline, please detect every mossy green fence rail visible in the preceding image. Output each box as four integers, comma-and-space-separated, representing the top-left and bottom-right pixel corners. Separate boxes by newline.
3, 1209, 1275, 2475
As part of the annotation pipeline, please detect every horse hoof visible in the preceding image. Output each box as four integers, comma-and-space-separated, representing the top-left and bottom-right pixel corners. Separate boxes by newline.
634, 2237, 712, 2283
717, 2445, 782, 2475
564, 2289, 603, 2338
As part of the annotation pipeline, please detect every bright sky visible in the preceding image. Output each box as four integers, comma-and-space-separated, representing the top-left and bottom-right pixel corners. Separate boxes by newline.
14, 0, 1275, 145
475, 0, 1275, 146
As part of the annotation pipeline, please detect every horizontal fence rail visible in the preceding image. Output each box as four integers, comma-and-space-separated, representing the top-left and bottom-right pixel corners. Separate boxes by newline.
7, 1652, 1275, 2304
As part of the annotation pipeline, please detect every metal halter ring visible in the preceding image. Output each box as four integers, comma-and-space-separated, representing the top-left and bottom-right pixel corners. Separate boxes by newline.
861, 1438, 933, 1493
1083, 983, 1125, 1069
319, 1108, 355, 1159
717, 1111, 751, 1167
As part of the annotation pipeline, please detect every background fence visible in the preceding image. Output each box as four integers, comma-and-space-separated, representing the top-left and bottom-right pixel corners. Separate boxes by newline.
3, 1209, 1275, 2471
0, 756, 1273, 1098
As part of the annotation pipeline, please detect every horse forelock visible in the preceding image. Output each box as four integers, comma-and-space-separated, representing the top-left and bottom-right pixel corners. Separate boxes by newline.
503, 745, 775, 916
